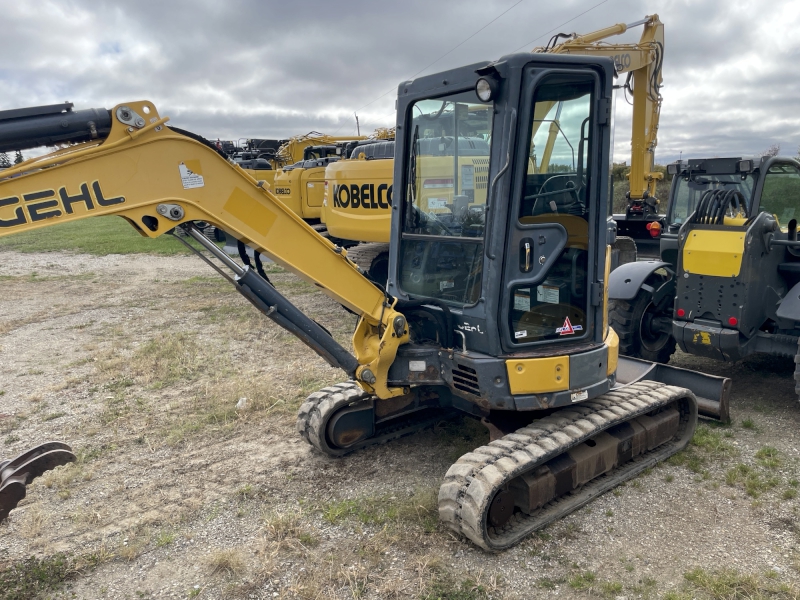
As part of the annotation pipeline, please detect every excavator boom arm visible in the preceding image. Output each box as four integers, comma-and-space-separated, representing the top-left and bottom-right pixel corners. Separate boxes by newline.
0, 101, 409, 399
537, 15, 664, 200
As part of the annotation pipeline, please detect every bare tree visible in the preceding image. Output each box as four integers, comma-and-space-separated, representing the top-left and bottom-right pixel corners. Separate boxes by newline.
762, 143, 781, 157
0, 152, 10, 168
13, 150, 23, 164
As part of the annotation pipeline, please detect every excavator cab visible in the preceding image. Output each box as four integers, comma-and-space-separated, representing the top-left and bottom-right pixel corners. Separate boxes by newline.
388, 54, 617, 408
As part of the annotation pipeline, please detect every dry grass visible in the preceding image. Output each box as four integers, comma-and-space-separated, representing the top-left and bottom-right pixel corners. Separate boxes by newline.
206, 548, 246, 577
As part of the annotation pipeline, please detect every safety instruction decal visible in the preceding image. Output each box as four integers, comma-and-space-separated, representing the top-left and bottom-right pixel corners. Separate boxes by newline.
556, 316, 583, 336
179, 162, 204, 189
537, 285, 560, 304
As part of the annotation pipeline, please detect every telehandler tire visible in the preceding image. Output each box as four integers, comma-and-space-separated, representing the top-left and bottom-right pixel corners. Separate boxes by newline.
610, 289, 676, 364
794, 338, 800, 402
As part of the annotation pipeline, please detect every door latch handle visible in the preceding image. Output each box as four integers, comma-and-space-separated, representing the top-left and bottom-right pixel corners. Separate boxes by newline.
523, 241, 531, 272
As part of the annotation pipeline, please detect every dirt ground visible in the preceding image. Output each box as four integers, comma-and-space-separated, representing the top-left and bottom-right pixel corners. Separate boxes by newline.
1, 250, 799, 600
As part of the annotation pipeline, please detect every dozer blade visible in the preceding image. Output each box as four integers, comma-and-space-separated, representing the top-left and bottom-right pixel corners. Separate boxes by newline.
615, 356, 731, 423
439, 381, 697, 551
0, 441, 76, 523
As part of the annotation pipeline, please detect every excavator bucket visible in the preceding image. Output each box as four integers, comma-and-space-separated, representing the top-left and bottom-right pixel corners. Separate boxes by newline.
0, 441, 76, 523
616, 356, 731, 423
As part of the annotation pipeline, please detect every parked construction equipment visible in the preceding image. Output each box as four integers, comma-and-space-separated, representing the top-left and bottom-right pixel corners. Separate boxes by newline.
0, 54, 730, 549
609, 155, 800, 399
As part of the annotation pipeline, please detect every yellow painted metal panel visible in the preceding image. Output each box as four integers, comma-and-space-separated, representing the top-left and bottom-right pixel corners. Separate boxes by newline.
506, 356, 569, 395
606, 328, 619, 376
683, 230, 745, 278
222, 187, 277, 237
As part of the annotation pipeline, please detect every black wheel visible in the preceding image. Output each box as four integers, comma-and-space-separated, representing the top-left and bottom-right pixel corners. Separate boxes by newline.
367, 252, 389, 287
794, 338, 800, 403
610, 288, 676, 363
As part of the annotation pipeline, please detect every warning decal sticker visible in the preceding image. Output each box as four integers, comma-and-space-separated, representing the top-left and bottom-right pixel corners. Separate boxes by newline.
179, 162, 205, 189
556, 316, 583, 336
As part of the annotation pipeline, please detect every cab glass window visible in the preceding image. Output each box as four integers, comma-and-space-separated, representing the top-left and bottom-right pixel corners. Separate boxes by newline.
759, 163, 800, 230
399, 91, 493, 305
669, 172, 756, 227
510, 77, 593, 344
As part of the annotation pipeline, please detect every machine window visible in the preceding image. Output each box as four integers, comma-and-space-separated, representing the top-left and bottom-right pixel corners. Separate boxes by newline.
760, 163, 800, 230
510, 77, 593, 344
399, 91, 493, 305
669, 173, 755, 227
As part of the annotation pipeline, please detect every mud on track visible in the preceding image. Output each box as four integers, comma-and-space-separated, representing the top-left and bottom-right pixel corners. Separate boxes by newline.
1, 250, 799, 599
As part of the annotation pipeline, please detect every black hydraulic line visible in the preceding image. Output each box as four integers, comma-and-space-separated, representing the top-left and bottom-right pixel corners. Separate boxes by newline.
184, 223, 359, 376
0, 103, 112, 152
169, 126, 229, 160
237, 240, 272, 284
235, 268, 359, 376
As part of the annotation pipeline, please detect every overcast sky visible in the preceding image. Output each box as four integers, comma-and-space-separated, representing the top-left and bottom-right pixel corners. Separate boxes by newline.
2, 0, 799, 164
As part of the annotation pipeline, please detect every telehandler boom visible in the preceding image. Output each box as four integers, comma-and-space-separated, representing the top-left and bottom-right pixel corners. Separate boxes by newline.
0, 54, 729, 550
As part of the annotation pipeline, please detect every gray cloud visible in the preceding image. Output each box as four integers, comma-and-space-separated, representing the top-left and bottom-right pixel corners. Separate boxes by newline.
1, 0, 799, 162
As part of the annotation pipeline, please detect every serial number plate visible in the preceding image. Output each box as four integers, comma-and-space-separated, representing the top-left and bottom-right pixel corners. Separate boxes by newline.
570, 390, 589, 403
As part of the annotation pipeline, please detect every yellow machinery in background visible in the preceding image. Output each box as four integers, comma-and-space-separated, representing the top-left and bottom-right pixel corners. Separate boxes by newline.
318, 16, 668, 281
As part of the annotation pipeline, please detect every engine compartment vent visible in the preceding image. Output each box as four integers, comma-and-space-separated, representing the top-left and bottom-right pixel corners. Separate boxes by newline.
453, 364, 480, 395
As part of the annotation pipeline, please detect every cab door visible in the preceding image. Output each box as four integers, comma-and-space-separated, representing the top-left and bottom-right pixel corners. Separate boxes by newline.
500, 69, 607, 352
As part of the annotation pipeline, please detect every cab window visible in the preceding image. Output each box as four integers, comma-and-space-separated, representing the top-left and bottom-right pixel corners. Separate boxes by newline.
759, 163, 800, 229
510, 78, 593, 344
399, 91, 493, 306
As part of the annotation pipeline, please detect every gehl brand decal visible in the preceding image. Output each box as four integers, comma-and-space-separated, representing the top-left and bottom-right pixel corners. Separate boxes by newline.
0, 181, 125, 228
332, 183, 392, 209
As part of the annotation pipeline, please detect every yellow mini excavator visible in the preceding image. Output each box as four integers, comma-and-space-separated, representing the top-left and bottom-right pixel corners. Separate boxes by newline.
0, 54, 729, 550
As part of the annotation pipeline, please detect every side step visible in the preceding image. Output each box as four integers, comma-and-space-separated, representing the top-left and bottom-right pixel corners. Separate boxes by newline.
615, 356, 731, 423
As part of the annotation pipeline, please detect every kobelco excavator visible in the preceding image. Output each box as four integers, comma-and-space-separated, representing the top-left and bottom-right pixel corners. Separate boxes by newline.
0, 53, 729, 550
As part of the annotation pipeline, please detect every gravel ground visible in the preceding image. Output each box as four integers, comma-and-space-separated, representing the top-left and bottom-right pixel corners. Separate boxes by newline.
1, 250, 799, 600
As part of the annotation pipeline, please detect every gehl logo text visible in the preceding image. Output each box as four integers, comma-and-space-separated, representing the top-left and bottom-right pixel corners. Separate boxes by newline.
0, 181, 124, 228
332, 183, 392, 209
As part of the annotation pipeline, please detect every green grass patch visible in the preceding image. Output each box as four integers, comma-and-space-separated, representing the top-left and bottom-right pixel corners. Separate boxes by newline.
568, 571, 596, 590
756, 446, 781, 469
0, 552, 105, 600
680, 567, 798, 599
725, 464, 780, 498
0, 216, 202, 255
131, 332, 202, 389
42, 411, 66, 421
423, 575, 488, 600
321, 488, 439, 533
692, 425, 736, 457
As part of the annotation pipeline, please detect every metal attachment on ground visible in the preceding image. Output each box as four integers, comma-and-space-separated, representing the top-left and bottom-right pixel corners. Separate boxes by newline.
0, 441, 76, 523
360, 368, 377, 384
157, 203, 185, 221
115, 106, 146, 128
